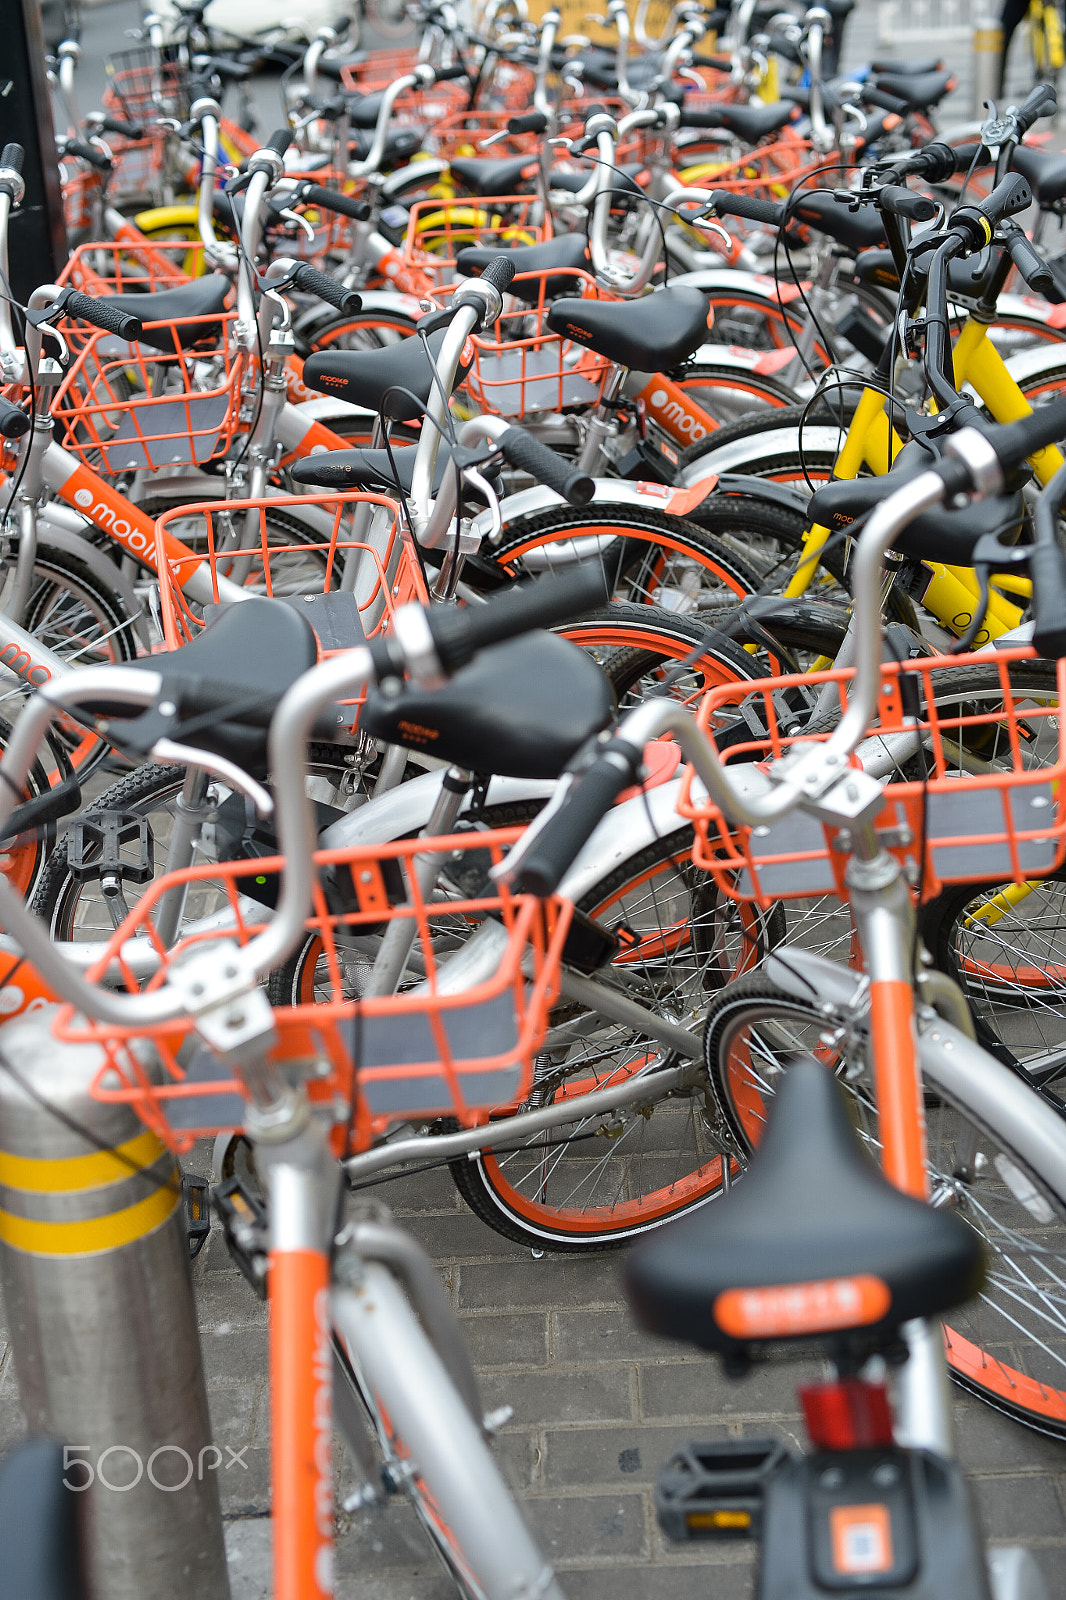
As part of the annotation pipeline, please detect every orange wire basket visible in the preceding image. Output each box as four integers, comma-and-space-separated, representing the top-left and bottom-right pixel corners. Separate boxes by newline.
107, 128, 172, 205
57, 239, 204, 294
153, 492, 427, 727
429, 267, 612, 415
52, 312, 245, 474
60, 164, 104, 236
339, 58, 468, 124
403, 195, 549, 283
677, 648, 1066, 906
673, 128, 830, 199
428, 108, 543, 161
104, 45, 189, 122
55, 827, 572, 1154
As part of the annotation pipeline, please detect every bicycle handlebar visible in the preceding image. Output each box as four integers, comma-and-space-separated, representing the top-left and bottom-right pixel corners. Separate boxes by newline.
878, 184, 937, 223
496, 426, 595, 505
1005, 225, 1055, 297
506, 734, 644, 895
703, 189, 784, 227
289, 264, 363, 314
0, 145, 24, 175
296, 183, 371, 221
62, 138, 112, 172
508, 110, 548, 134
0, 396, 30, 440
1014, 81, 1058, 140
421, 566, 609, 675
61, 291, 142, 342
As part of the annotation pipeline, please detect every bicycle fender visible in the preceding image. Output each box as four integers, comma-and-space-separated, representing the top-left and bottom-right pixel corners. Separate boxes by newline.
667, 267, 807, 305
764, 948, 866, 1010
318, 771, 557, 850
1005, 340, 1066, 388
918, 1018, 1066, 1202
715, 473, 810, 516
292, 289, 423, 346
482, 477, 720, 536
681, 425, 847, 485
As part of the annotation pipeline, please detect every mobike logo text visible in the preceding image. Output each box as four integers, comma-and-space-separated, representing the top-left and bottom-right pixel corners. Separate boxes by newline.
71, 484, 155, 561
0, 642, 51, 688
313, 1287, 334, 1596
643, 387, 708, 443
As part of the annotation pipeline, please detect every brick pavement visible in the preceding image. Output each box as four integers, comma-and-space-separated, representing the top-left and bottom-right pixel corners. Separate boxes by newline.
178, 1157, 1066, 1599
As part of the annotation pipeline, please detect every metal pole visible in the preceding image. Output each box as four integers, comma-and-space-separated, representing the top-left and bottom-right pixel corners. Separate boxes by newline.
0, 1010, 230, 1600
974, 16, 1003, 115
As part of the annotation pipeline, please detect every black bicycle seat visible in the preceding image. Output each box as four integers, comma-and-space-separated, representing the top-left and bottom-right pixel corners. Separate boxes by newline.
547, 286, 711, 372
625, 1057, 985, 1356
96, 274, 230, 354
687, 101, 795, 143
448, 155, 537, 196
350, 126, 425, 165
457, 234, 592, 300
107, 598, 320, 775
344, 90, 390, 128
0, 1438, 83, 1600
302, 330, 467, 421
869, 55, 943, 75
361, 630, 614, 779
1012, 143, 1066, 205
790, 192, 887, 254
579, 48, 664, 90
871, 69, 955, 109
807, 447, 1025, 565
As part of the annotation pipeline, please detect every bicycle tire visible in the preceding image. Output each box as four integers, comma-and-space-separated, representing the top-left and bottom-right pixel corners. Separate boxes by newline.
704, 974, 1066, 1436
448, 829, 785, 1249
556, 601, 765, 709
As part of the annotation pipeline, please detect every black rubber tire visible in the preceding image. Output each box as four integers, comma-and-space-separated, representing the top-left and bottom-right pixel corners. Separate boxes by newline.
555, 601, 764, 706
449, 829, 784, 1249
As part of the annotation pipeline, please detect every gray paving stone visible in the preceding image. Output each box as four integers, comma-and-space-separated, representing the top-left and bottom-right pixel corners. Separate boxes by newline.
202, 1323, 269, 1386
955, 1395, 1066, 1474
541, 1424, 733, 1490
374, 1167, 464, 1215
217, 1445, 270, 1517
456, 1256, 626, 1312
562, 1557, 755, 1600
524, 1493, 648, 1563
974, 1474, 1066, 1540
207, 1382, 265, 1450
480, 1366, 635, 1428
553, 1308, 699, 1364
459, 1310, 549, 1372
223, 1517, 272, 1600
639, 1355, 817, 1422
400, 1211, 530, 1261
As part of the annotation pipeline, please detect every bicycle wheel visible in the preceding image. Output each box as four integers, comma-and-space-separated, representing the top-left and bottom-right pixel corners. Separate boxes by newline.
490, 502, 763, 611
556, 602, 764, 709
0, 712, 68, 900
705, 974, 1066, 1436
448, 829, 784, 1249
679, 400, 851, 488
921, 866, 1066, 1087
670, 359, 798, 427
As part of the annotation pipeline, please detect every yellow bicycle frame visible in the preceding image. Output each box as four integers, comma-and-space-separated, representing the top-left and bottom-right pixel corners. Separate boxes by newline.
786, 313, 1066, 645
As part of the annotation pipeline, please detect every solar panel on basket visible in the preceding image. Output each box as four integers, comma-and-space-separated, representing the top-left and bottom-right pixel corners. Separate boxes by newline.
54, 827, 573, 1155
676, 650, 1066, 905
429, 268, 611, 416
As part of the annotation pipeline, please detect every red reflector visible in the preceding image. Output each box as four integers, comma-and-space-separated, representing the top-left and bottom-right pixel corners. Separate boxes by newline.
799, 1379, 894, 1450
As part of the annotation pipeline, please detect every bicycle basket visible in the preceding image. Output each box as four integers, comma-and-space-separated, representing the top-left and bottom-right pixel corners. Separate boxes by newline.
154, 491, 426, 735
57, 828, 572, 1154
403, 195, 549, 283
677, 648, 1066, 905
58, 239, 202, 294
429, 268, 611, 415
104, 45, 189, 122
52, 313, 245, 474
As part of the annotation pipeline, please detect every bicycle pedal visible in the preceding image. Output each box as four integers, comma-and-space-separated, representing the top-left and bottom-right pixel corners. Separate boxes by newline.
213, 1176, 268, 1297
182, 1173, 211, 1259
68, 810, 154, 884
655, 1437, 788, 1542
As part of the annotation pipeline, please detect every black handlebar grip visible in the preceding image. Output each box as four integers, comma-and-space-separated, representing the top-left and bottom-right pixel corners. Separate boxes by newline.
678, 106, 722, 130
63, 139, 112, 171
478, 253, 517, 292
1029, 538, 1066, 658
431, 63, 469, 81
1007, 229, 1055, 297
878, 184, 937, 223
101, 115, 146, 139
0, 396, 29, 440
510, 743, 644, 896
705, 188, 784, 226
290, 265, 363, 314
1, 145, 24, 174
862, 85, 910, 116
426, 567, 610, 675
508, 110, 548, 135
582, 103, 610, 122
266, 128, 292, 158
61, 291, 142, 342
986, 393, 1066, 475
950, 141, 995, 173
1015, 81, 1058, 138
977, 171, 1034, 226
299, 184, 371, 221
497, 426, 595, 506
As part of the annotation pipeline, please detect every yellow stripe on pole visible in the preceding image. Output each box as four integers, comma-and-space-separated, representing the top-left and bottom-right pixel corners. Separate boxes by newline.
0, 1180, 181, 1256
0, 1128, 167, 1194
